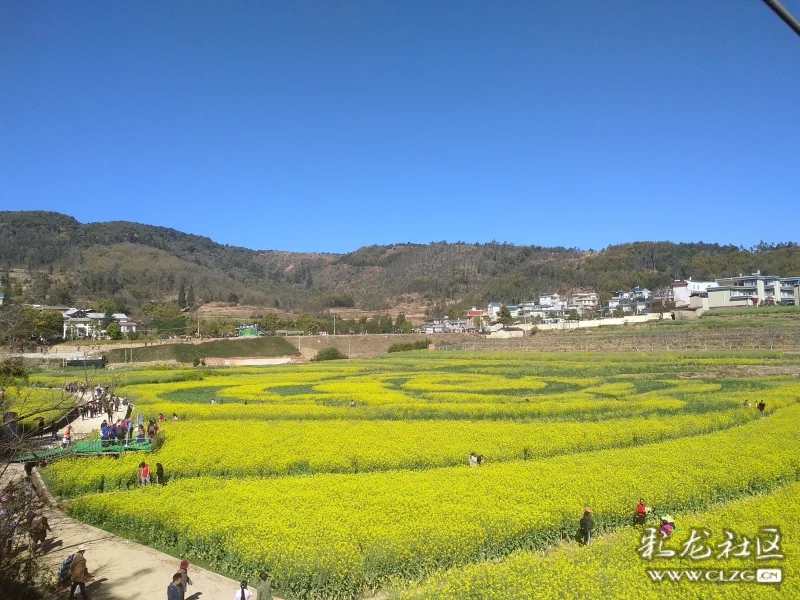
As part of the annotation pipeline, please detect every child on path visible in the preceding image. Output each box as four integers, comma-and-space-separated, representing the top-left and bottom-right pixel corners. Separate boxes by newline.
178, 559, 192, 599
234, 580, 253, 600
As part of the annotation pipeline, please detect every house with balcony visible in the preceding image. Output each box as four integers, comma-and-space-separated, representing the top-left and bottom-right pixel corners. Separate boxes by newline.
62, 308, 137, 339
569, 292, 597, 310
707, 271, 790, 308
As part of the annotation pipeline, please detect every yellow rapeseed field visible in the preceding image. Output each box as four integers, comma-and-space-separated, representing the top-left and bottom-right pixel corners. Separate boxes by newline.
40, 350, 800, 598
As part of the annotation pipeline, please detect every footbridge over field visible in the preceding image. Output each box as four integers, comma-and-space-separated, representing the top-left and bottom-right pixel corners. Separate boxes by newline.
9, 432, 154, 463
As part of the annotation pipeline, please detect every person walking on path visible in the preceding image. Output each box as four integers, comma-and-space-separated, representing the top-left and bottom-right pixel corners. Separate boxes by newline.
255, 572, 273, 600
178, 559, 193, 599
757, 400, 766, 417
167, 572, 183, 600
29, 508, 52, 552
579, 508, 593, 546
67, 544, 91, 599
234, 580, 253, 600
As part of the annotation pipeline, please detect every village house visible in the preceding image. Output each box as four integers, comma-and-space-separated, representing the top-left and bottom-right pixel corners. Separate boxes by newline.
600, 287, 652, 316
568, 292, 598, 311
672, 278, 718, 306
62, 308, 137, 340
423, 316, 476, 334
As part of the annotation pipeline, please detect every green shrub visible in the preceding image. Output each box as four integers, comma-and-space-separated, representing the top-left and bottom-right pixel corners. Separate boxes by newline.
388, 339, 431, 353
313, 347, 347, 361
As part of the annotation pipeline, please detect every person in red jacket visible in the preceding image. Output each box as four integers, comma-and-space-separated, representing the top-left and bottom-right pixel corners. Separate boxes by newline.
634, 498, 647, 527
138, 462, 151, 485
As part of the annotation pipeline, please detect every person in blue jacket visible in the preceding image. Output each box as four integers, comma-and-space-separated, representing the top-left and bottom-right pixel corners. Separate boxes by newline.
167, 572, 183, 600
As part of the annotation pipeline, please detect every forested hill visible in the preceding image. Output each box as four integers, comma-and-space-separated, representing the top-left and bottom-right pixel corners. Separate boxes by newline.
1, 210, 799, 313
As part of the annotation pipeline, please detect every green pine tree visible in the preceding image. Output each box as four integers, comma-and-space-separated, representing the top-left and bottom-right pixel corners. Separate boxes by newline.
498, 304, 514, 326
178, 281, 186, 308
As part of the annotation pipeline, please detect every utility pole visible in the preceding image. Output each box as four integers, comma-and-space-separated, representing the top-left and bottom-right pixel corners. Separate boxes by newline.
761, 0, 800, 37
333, 313, 336, 336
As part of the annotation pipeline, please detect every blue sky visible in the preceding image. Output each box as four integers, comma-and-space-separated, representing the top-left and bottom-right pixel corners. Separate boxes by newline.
1, 1, 798, 253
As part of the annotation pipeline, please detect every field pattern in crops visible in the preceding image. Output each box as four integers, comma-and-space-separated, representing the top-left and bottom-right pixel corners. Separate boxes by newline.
42, 351, 800, 598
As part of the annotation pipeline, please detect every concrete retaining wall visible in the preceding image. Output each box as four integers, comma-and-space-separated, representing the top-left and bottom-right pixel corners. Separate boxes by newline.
203, 356, 295, 367
534, 313, 668, 330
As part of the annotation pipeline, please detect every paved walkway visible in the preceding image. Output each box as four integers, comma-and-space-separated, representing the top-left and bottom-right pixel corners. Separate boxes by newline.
42, 506, 250, 600
2, 464, 283, 600
3, 395, 284, 599
58, 400, 126, 438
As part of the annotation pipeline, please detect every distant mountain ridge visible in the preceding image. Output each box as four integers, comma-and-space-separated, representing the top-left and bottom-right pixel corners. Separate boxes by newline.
1, 210, 798, 314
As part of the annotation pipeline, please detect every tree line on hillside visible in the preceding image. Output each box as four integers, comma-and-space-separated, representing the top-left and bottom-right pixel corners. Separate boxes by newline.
2, 211, 798, 316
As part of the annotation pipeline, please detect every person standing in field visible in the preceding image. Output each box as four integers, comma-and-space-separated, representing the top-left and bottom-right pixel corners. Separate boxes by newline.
138, 462, 151, 485
178, 559, 192, 599
757, 400, 766, 416
579, 508, 593, 545
468, 452, 478, 466
234, 580, 253, 600
255, 572, 273, 600
67, 544, 91, 599
155, 463, 165, 485
167, 572, 183, 600
634, 498, 647, 527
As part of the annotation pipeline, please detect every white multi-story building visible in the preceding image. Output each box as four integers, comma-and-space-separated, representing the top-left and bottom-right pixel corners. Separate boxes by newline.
672, 279, 718, 306
707, 272, 800, 308
538, 293, 565, 309
486, 302, 502, 319
569, 292, 598, 310
62, 308, 137, 339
